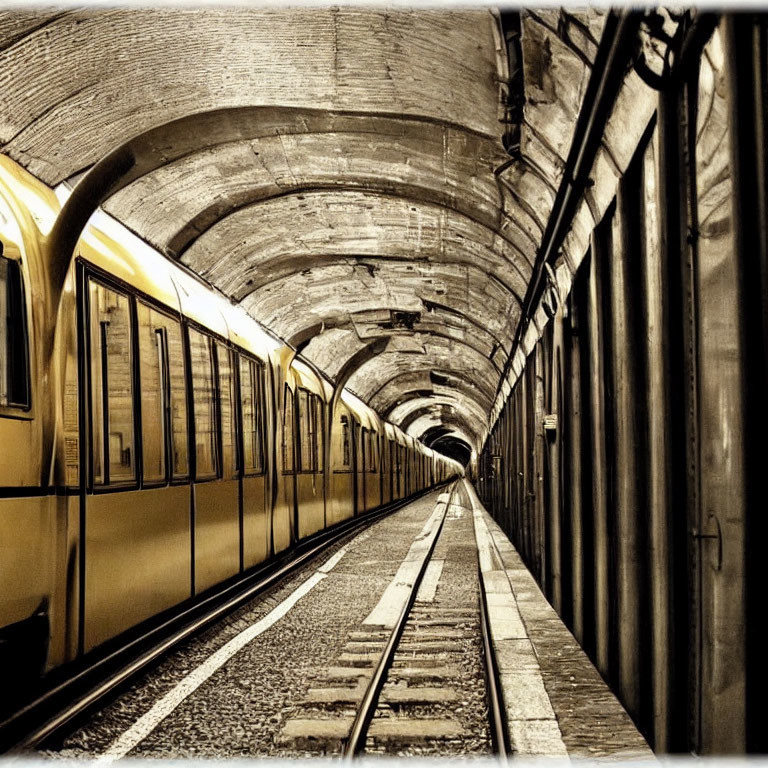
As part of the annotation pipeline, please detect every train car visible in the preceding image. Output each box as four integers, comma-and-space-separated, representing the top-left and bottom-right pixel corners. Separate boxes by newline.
0, 154, 460, 701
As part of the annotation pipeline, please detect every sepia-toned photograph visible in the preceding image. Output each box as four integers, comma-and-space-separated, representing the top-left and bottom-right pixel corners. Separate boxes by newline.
0, 3, 764, 762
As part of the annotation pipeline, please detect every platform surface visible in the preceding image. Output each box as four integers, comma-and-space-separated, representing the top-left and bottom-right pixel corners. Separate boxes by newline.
466, 479, 655, 760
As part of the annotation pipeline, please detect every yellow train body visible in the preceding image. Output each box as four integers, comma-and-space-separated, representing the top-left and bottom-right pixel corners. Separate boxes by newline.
0, 156, 459, 691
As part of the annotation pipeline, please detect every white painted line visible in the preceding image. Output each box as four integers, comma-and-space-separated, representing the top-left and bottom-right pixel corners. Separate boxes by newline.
364, 494, 450, 628
97, 547, 350, 762
318, 547, 347, 573
415, 559, 444, 602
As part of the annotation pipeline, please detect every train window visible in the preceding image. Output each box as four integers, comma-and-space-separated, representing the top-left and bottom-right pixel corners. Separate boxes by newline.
239, 356, 264, 475
216, 343, 237, 480
298, 389, 313, 472
137, 303, 167, 484
314, 397, 325, 473
89, 280, 135, 485
188, 328, 218, 480
136, 304, 188, 482
360, 426, 368, 473
368, 431, 377, 473
340, 415, 350, 468
282, 386, 295, 473
0, 254, 30, 410
166, 320, 188, 479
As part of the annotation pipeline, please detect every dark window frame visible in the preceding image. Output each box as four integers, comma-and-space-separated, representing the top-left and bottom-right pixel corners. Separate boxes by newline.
238, 352, 266, 477
0, 248, 32, 415
85, 272, 140, 492
281, 383, 296, 475
186, 324, 221, 483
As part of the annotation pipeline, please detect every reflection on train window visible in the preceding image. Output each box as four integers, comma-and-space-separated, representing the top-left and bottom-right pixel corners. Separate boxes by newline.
341, 415, 350, 468
368, 431, 377, 473
360, 426, 368, 473
89, 280, 135, 485
239, 356, 264, 475
137, 303, 167, 483
165, 320, 188, 479
282, 386, 295, 473
314, 397, 324, 473
0, 254, 30, 410
216, 343, 237, 480
298, 389, 322, 473
188, 328, 218, 480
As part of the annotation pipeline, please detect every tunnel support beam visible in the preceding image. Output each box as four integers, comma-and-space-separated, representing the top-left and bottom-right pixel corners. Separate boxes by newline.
587, 234, 610, 679
609, 176, 645, 722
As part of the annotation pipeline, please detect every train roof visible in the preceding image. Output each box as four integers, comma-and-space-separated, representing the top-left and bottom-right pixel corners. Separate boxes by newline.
0, 155, 447, 461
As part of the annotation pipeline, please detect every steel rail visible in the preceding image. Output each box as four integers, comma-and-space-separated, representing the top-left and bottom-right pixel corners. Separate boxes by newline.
0, 482, 452, 754
343, 481, 456, 758
478, 564, 512, 758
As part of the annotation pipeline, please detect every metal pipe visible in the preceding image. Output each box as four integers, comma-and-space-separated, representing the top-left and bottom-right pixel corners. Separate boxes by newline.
494, 11, 642, 404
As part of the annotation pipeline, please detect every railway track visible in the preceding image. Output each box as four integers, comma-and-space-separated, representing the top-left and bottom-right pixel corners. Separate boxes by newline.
279, 482, 510, 758
0, 487, 447, 756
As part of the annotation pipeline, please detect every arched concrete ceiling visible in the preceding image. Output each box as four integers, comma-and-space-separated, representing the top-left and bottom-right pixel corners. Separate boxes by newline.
0, 7, 609, 453
409, 411, 477, 449
388, 395, 488, 436
373, 372, 493, 417
244, 261, 520, 347
102, 122, 509, 257
180, 191, 532, 300
0, 9, 499, 181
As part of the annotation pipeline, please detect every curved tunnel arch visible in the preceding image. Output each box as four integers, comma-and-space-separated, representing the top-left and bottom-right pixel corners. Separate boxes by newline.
386, 392, 488, 425
286, 304, 509, 359
26, 16, 523, 474
182, 192, 532, 303
388, 396, 489, 444
369, 369, 496, 413
176, 188, 534, 272
299, 323, 503, 378
243, 260, 522, 344
346, 344, 500, 404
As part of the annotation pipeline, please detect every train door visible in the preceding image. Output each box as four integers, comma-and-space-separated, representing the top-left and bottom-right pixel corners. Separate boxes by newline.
389, 440, 395, 500
380, 433, 389, 505
366, 429, 379, 509
329, 411, 354, 524
296, 389, 325, 538
396, 444, 403, 498
355, 421, 366, 514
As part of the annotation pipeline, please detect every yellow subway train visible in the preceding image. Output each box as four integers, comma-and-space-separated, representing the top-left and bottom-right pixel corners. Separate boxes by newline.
0, 156, 461, 698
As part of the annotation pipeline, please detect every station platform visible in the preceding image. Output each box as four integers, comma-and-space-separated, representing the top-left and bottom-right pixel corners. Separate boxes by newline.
467, 480, 655, 760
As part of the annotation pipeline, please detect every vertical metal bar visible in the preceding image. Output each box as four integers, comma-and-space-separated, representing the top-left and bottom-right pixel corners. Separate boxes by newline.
643, 127, 673, 752
534, 345, 546, 584
566, 290, 584, 644
587, 232, 610, 678
609, 177, 644, 721
76, 265, 89, 658
549, 314, 564, 615
99, 321, 110, 486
